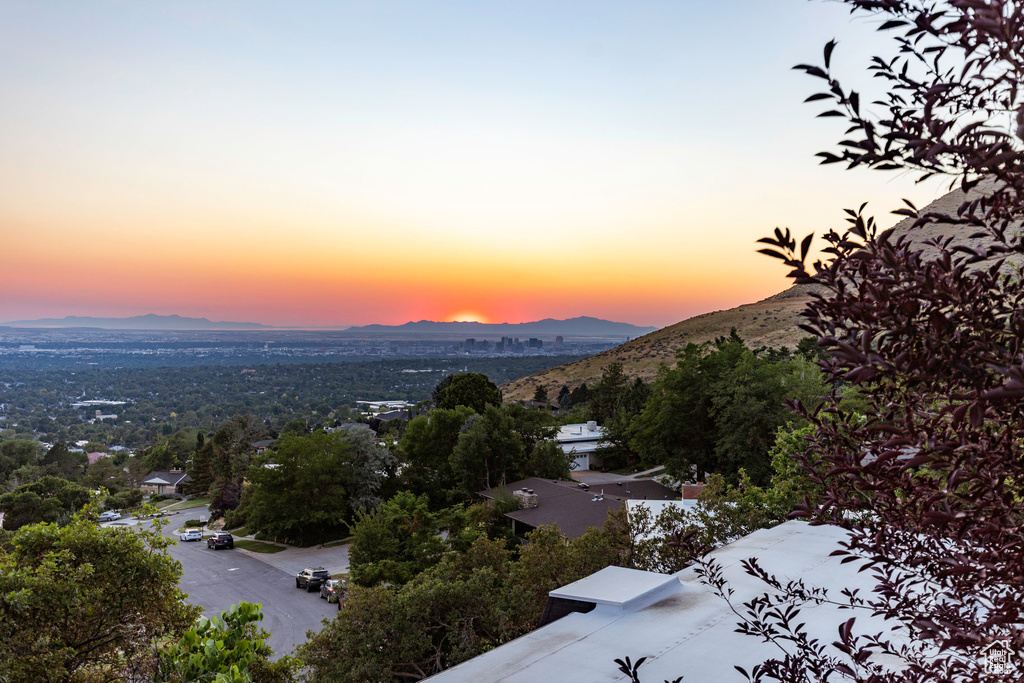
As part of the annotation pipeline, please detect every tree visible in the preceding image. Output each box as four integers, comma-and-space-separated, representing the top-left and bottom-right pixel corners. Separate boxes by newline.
0, 509, 200, 681
345, 426, 397, 511
188, 415, 268, 516
347, 491, 447, 587
568, 382, 591, 407
524, 440, 572, 480
301, 524, 629, 682
430, 373, 457, 406
0, 476, 92, 530
503, 402, 557, 454
630, 333, 823, 484
509, 524, 627, 621
142, 443, 178, 472
629, 2, 1024, 680
238, 431, 353, 546
617, 462, 805, 577
449, 405, 524, 492
300, 537, 518, 683
398, 406, 475, 507
105, 486, 143, 511
434, 373, 502, 414
589, 368, 651, 470
532, 384, 548, 403
82, 457, 129, 493
40, 443, 87, 481
586, 362, 630, 423
0, 439, 42, 488
556, 384, 572, 409
143, 428, 198, 472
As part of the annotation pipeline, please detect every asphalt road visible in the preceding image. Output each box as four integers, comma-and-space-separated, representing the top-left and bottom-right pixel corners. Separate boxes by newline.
148, 507, 338, 659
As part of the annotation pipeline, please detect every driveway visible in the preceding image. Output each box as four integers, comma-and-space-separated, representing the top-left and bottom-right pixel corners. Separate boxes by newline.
231, 537, 350, 576
129, 507, 343, 659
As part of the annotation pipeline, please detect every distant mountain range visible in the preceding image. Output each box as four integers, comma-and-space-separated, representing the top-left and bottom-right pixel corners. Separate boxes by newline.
339, 317, 658, 338
1, 313, 657, 337
2, 314, 272, 330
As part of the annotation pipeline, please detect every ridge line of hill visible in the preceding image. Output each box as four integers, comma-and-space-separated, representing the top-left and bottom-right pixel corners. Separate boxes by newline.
502, 182, 993, 402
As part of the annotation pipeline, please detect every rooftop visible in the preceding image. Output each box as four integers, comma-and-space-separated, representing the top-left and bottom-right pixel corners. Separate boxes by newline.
479, 477, 677, 539
550, 566, 680, 611
140, 470, 191, 487
556, 422, 604, 443
429, 521, 890, 682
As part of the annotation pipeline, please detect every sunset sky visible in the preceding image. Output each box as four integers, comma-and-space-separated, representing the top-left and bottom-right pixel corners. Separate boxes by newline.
0, 1, 948, 328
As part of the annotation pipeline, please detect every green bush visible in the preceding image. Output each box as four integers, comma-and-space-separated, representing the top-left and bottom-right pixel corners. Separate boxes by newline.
222, 506, 246, 530
105, 488, 143, 511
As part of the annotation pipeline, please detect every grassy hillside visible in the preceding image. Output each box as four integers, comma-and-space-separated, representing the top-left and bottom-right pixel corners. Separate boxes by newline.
502, 285, 816, 402
503, 183, 993, 403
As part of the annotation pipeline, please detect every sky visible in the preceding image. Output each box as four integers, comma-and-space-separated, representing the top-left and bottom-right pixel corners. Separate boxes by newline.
0, 1, 949, 328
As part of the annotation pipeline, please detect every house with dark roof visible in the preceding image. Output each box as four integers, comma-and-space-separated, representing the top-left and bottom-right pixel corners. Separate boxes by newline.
479, 477, 678, 539
139, 470, 191, 497
252, 439, 275, 455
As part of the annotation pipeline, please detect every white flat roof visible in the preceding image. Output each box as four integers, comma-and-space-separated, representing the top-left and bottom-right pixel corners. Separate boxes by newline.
430, 521, 895, 682
550, 566, 680, 611
625, 499, 698, 515
556, 424, 604, 442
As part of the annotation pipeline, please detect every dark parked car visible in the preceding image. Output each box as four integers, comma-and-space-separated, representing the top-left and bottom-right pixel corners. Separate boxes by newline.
207, 532, 234, 550
320, 579, 346, 603
296, 567, 330, 592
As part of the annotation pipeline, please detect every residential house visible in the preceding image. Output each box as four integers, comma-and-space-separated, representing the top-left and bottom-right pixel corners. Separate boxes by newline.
253, 440, 275, 455
139, 470, 191, 497
556, 422, 605, 471
479, 477, 678, 539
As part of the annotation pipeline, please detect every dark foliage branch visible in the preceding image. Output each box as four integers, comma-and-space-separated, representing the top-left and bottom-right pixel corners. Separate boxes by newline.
751, 1, 1024, 680
621, 1, 1024, 680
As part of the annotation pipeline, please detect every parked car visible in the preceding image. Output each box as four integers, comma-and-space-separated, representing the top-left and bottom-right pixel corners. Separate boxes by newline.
179, 529, 202, 542
98, 511, 120, 522
296, 567, 331, 592
207, 532, 234, 550
320, 579, 346, 603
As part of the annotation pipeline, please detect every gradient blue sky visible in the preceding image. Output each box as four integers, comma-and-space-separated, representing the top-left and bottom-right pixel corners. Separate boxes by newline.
0, 1, 947, 327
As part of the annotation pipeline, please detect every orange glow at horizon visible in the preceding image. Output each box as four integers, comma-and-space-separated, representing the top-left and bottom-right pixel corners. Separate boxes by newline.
0, 177, 939, 329
0, 1, 956, 332
446, 311, 489, 324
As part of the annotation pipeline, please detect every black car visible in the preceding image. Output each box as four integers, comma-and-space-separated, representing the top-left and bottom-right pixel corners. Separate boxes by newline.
296, 566, 331, 592
207, 532, 234, 550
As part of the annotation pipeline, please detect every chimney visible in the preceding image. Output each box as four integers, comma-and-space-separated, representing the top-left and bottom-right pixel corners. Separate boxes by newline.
681, 483, 704, 500
512, 488, 538, 508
